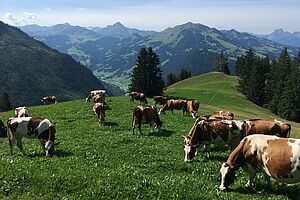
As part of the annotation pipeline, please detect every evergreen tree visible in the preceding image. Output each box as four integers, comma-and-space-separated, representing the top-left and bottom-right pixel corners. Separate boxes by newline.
128, 47, 165, 97
179, 68, 191, 81
213, 52, 230, 75
166, 72, 178, 86
0, 93, 12, 112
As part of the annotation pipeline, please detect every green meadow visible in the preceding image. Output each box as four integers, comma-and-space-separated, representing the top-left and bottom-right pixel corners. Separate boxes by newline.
0, 72, 299, 199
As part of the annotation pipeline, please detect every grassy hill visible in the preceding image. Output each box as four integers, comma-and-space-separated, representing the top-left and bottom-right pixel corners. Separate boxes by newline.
0, 72, 299, 199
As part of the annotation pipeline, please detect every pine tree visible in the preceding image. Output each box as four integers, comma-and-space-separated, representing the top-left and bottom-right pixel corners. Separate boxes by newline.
166, 72, 178, 86
213, 52, 230, 75
179, 68, 191, 81
128, 47, 165, 97
0, 92, 12, 112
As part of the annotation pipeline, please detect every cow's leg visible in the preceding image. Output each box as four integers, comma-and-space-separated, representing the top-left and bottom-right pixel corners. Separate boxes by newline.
16, 138, 26, 155
243, 163, 257, 188
262, 171, 272, 189
204, 144, 211, 158
7, 135, 15, 155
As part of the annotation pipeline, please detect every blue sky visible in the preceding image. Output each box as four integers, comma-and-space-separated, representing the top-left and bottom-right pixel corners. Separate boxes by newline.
0, 0, 299, 34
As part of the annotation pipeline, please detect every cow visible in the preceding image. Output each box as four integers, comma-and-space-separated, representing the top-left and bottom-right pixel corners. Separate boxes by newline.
158, 99, 187, 115
182, 119, 245, 162
92, 94, 105, 104
41, 96, 57, 105
153, 96, 168, 107
6, 117, 58, 157
129, 92, 148, 104
86, 90, 106, 103
15, 106, 29, 117
244, 119, 291, 138
0, 119, 7, 137
93, 103, 107, 125
219, 134, 300, 191
214, 110, 234, 120
186, 100, 200, 118
198, 114, 233, 121
132, 105, 163, 134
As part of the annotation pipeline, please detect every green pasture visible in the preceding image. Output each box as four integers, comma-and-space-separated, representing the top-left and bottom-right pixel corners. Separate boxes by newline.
0, 72, 299, 199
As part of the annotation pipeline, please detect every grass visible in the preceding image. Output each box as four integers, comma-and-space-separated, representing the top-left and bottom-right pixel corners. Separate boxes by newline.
0, 72, 299, 199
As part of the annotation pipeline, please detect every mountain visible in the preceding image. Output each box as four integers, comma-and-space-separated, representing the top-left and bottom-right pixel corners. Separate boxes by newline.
0, 21, 106, 107
259, 29, 300, 48
21, 22, 299, 90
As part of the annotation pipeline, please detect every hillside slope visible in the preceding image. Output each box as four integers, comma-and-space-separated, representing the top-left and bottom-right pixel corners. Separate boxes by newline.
166, 72, 300, 136
0, 21, 105, 107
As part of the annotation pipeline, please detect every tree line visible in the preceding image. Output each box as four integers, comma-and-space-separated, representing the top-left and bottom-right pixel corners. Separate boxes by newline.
236, 48, 300, 122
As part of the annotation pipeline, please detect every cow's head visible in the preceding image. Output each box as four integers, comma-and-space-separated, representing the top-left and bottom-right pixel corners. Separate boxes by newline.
182, 136, 199, 162
219, 162, 236, 191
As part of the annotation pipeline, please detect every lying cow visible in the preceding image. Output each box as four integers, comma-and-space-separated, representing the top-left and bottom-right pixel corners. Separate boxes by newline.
132, 105, 163, 134
220, 134, 300, 191
86, 90, 106, 103
129, 92, 148, 104
0, 119, 7, 137
244, 119, 291, 138
153, 96, 168, 107
158, 99, 187, 115
41, 96, 57, 105
7, 117, 58, 156
182, 119, 245, 162
93, 103, 107, 125
186, 100, 200, 118
214, 110, 234, 120
15, 106, 29, 117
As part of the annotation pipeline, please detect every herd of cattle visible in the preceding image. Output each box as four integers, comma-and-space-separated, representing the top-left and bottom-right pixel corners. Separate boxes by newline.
1, 91, 300, 193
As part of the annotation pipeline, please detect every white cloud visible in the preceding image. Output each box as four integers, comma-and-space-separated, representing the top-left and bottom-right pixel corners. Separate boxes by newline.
2, 12, 39, 26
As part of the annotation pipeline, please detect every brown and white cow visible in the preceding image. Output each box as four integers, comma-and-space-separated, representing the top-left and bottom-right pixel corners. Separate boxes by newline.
129, 92, 148, 104
182, 119, 245, 162
86, 90, 106, 103
186, 100, 200, 118
158, 99, 187, 115
41, 96, 57, 105
219, 134, 300, 191
92, 94, 105, 104
132, 105, 163, 134
244, 119, 291, 138
214, 110, 234, 120
15, 106, 29, 117
93, 103, 107, 125
153, 96, 168, 107
6, 117, 58, 157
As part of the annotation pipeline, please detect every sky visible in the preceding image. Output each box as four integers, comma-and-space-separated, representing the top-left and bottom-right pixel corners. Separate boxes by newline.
0, 0, 299, 34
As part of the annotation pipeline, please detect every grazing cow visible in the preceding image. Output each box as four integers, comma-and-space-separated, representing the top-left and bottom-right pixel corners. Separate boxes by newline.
214, 110, 234, 120
0, 119, 7, 137
92, 94, 105, 104
182, 119, 245, 162
86, 90, 106, 103
132, 105, 163, 134
244, 119, 290, 138
153, 96, 168, 107
219, 134, 300, 191
93, 103, 106, 125
15, 106, 29, 117
6, 117, 58, 156
186, 100, 200, 118
41, 96, 57, 105
198, 114, 233, 121
129, 92, 148, 104
158, 99, 187, 115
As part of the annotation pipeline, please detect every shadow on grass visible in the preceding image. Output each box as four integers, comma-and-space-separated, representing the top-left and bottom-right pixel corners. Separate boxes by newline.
148, 129, 175, 137
104, 122, 119, 127
233, 182, 300, 200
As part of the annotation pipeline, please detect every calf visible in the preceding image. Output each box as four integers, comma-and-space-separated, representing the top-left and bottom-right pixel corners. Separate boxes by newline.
15, 106, 29, 117
41, 96, 57, 105
220, 134, 300, 191
93, 103, 106, 125
186, 100, 200, 118
6, 117, 58, 157
158, 99, 187, 115
129, 92, 148, 104
132, 105, 163, 134
244, 119, 290, 138
153, 96, 168, 107
182, 119, 244, 162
